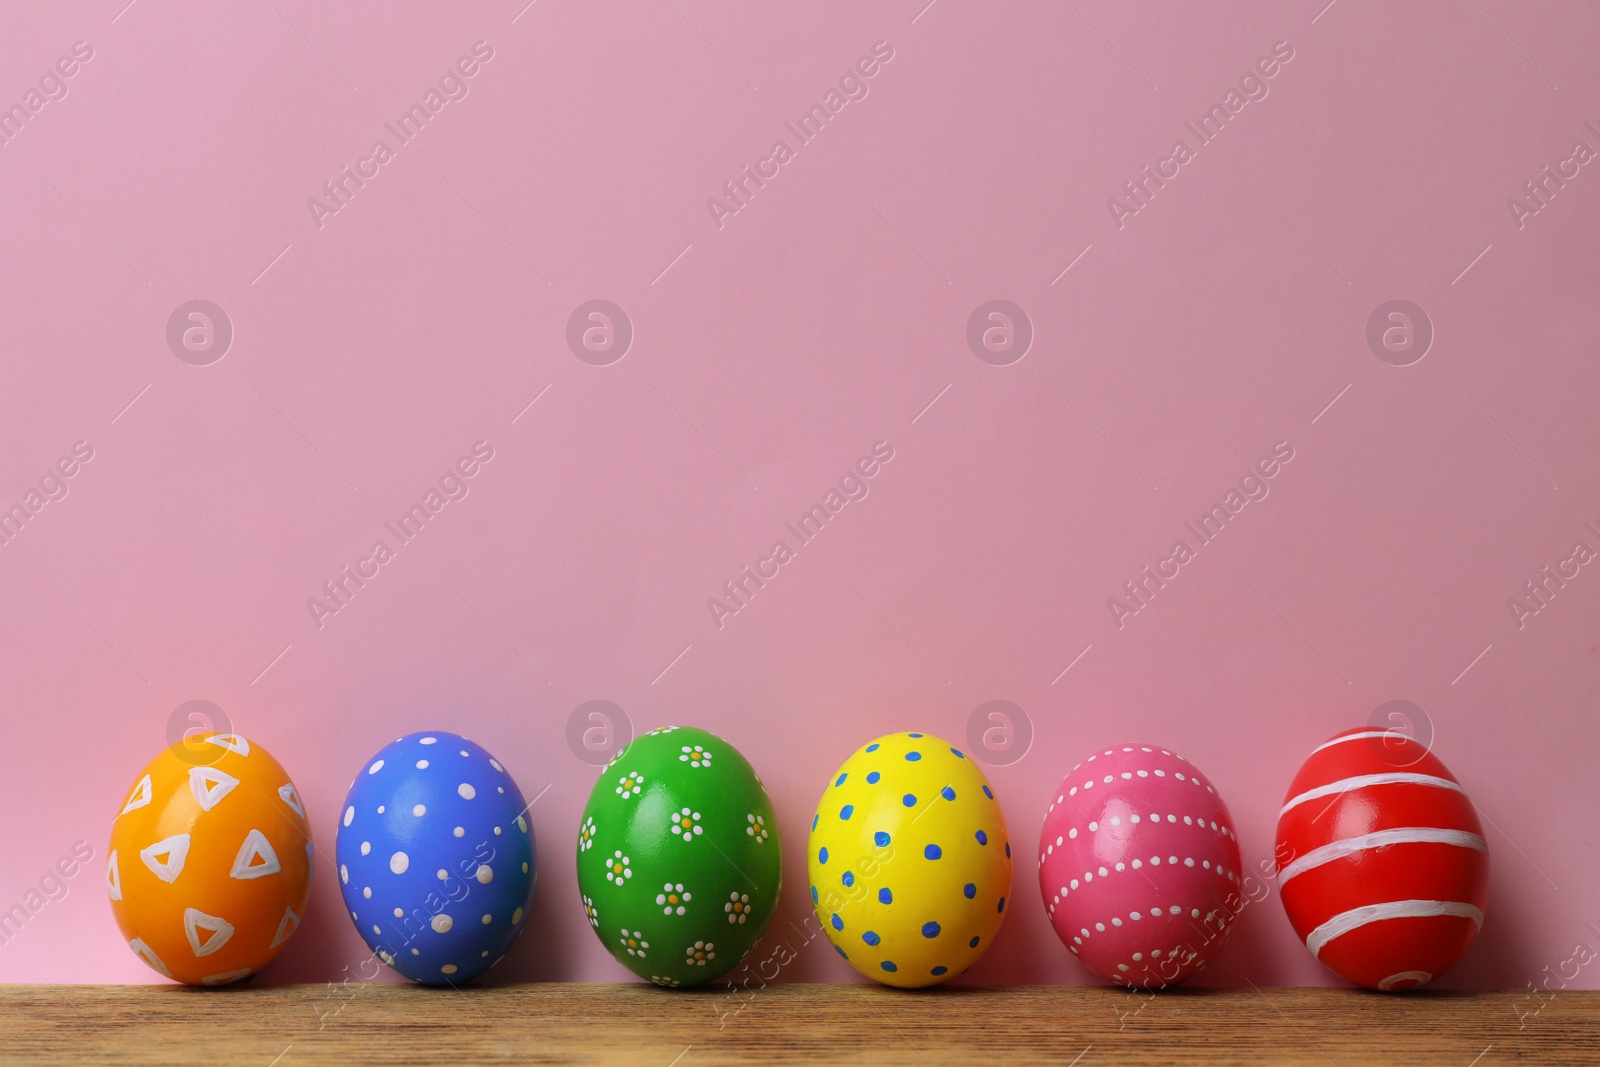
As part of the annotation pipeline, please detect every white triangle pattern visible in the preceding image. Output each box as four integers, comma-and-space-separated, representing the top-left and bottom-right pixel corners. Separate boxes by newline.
277, 783, 304, 818
201, 968, 253, 986
189, 766, 239, 812
205, 734, 250, 756
106, 851, 121, 901
270, 906, 300, 949
120, 775, 152, 816
184, 907, 235, 957
229, 829, 281, 880
139, 833, 192, 884
129, 938, 171, 977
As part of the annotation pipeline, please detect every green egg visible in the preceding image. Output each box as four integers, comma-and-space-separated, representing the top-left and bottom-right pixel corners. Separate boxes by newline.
575, 726, 781, 986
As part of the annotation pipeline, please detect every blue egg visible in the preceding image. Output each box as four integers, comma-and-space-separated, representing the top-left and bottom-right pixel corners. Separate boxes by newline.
336, 732, 537, 984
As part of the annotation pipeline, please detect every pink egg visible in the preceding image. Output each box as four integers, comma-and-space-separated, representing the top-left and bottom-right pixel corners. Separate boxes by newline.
1037, 743, 1242, 987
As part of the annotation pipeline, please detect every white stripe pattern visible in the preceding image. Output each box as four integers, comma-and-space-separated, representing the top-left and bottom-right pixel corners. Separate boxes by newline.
1277, 827, 1486, 884
1308, 730, 1394, 756
1306, 900, 1484, 959
1280, 773, 1462, 816
1378, 970, 1433, 990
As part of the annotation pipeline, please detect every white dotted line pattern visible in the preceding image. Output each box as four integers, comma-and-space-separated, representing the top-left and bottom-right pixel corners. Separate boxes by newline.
1038, 810, 1239, 867
1045, 856, 1240, 913
1060, 901, 1228, 983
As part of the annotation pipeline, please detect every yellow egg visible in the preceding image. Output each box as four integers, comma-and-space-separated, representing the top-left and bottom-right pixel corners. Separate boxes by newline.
807, 731, 1012, 988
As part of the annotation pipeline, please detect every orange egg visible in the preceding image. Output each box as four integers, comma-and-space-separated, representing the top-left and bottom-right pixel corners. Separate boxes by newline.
106, 733, 313, 984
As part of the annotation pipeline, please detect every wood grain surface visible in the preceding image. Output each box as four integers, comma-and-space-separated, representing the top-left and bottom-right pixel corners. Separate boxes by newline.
2, 983, 1596, 1066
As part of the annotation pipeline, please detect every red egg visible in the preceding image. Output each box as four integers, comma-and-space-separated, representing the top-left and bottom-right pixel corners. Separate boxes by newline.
1275, 728, 1488, 990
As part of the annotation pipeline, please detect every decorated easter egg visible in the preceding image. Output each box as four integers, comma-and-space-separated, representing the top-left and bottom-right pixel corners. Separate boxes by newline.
1276, 727, 1488, 991
107, 734, 312, 985
1038, 743, 1241, 987
809, 732, 1011, 988
576, 726, 781, 987
337, 732, 537, 984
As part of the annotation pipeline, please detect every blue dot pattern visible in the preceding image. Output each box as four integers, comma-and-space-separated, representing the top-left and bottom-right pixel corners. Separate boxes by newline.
807, 731, 1012, 989
336, 732, 537, 986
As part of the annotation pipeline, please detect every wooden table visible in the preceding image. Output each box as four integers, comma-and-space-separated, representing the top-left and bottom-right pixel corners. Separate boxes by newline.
3, 984, 1596, 1065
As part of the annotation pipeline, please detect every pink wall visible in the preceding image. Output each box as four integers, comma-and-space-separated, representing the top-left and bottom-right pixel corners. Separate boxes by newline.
2, 0, 1597, 994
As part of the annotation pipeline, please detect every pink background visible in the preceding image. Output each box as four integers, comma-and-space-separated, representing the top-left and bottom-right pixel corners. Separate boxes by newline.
1, 0, 1597, 992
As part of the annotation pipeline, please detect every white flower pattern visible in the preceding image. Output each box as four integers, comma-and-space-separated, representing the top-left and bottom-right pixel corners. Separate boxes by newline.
605, 850, 633, 885
685, 940, 716, 966
656, 882, 692, 915
745, 813, 768, 842
678, 745, 712, 768
669, 807, 703, 842
620, 928, 649, 957
725, 892, 751, 924
615, 771, 644, 797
